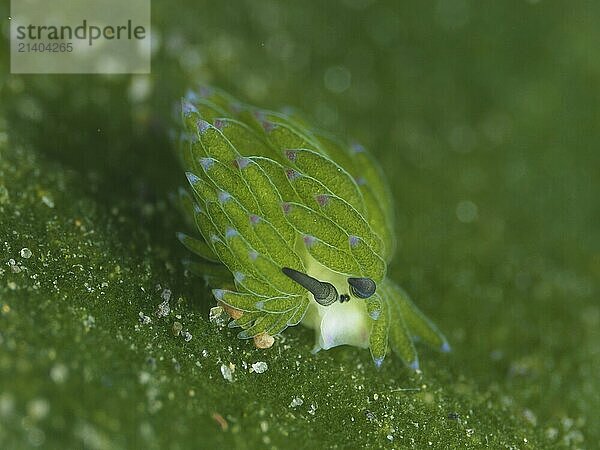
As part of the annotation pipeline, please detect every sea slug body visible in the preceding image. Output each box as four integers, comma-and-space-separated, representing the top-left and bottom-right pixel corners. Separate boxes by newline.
176, 86, 449, 368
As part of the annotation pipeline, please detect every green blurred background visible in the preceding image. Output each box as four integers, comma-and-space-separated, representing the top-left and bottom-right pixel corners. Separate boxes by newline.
1, 1, 598, 448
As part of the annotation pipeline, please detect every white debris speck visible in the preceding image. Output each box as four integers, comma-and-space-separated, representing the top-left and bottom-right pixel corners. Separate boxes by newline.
308, 404, 317, 415
83, 315, 95, 329
27, 398, 50, 420
41, 195, 54, 208
545, 427, 558, 440
50, 363, 68, 384
8, 259, 21, 273
182, 331, 192, 342
289, 397, 303, 408
202, 349, 209, 358
523, 408, 537, 426
387, 435, 394, 442
220, 364, 234, 382
251, 361, 268, 374
156, 300, 170, 318
138, 312, 152, 325
139, 371, 151, 384
20, 248, 32, 259
161, 289, 172, 301
209, 306, 225, 324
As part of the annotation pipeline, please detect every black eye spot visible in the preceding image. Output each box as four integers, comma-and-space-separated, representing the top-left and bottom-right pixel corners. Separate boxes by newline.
347, 278, 376, 299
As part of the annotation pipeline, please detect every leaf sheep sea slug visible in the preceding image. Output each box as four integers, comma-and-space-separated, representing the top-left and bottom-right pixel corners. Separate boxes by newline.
176, 86, 450, 369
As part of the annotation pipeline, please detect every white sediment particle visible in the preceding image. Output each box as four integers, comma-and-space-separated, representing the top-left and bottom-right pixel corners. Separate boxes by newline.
20, 248, 32, 259
182, 330, 192, 342
308, 404, 317, 415
289, 397, 303, 408
41, 195, 54, 208
27, 398, 50, 420
220, 363, 234, 382
209, 306, 225, 324
155, 289, 172, 318
83, 315, 95, 329
251, 361, 268, 374
8, 259, 21, 273
50, 363, 68, 384
523, 408, 537, 426
138, 312, 152, 325
545, 427, 558, 441
156, 300, 170, 318
139, 371, 151, 384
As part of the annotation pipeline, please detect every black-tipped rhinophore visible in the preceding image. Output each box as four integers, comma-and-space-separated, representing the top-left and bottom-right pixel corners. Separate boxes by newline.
347, 277, 377, 299
282, 267, 339, 306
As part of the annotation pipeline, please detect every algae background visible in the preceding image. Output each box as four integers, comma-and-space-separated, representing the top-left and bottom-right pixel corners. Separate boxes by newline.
1, 1, 599, 448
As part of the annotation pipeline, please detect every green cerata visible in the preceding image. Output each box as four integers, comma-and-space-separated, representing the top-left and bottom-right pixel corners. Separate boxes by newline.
176, 86, 450, 369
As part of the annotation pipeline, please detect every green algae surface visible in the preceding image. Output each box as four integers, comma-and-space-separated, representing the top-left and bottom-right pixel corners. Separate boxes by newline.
1, 1, 598, 448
